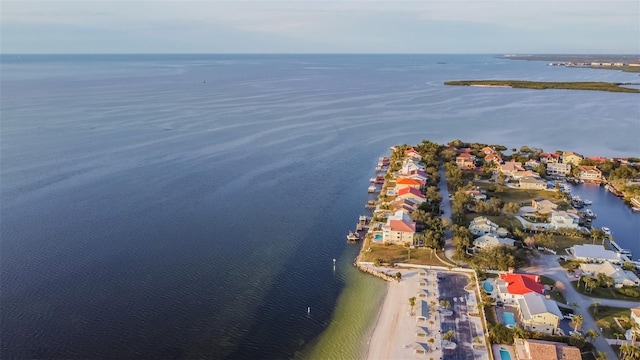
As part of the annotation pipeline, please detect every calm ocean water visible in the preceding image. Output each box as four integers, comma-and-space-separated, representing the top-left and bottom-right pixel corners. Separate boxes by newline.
1, 54, 639, 359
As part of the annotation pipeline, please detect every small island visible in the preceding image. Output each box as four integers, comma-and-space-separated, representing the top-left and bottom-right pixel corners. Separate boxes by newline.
444, 80, 640, 93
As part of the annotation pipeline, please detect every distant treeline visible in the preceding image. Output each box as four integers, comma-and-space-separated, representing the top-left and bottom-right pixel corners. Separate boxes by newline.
444, 80, 640, 93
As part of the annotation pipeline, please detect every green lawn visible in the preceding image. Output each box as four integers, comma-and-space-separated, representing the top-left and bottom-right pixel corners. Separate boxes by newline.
572, 281, 640, 301
359, 238, 449, 266
589, 305, 630, 339
463, 213, 522, 231
547, 235, 594, 253
473, 182, 568, 207
540, 275, 567, 304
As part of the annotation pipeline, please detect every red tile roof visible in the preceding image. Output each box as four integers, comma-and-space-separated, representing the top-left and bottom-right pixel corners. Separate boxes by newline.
390, 219, 416, 232
397, 187, 425, 198
405, 148, 419, 155
500, 274, 544, 295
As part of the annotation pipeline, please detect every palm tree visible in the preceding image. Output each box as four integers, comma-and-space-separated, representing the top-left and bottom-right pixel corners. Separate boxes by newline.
443, 330, 455, 341
584, 329, 599, 343
409, 297, 416, 315
630, 321, 639, 346
593, 301, 600, 315
615, 333, 623, 345
513, 325, 526, 339
595, 351, 607, 360
572, 314, 584, 332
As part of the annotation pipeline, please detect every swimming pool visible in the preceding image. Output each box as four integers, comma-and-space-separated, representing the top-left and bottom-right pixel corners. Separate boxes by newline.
483, 281, 494, 292
499, 347, 512, 360
503, 312, 516, 326
373, 234, 383, 242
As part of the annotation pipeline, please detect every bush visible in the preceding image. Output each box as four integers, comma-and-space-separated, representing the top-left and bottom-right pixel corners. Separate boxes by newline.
617, 287, 640, 297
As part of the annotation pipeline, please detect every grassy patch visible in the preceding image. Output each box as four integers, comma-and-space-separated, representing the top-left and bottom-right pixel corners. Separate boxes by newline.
463, 213, 522, 231
547, 235, 593, 253
444, 80, 640, 93
572, 281, 640, 301
589, 305, 630, 339
474, 182, 567, 206
359, 240, 448, 266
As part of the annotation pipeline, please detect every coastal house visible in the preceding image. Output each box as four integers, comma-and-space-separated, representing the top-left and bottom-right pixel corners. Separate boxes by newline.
394, 177, 425, 192
472, 234, 515, 250
546, 163, 571, 176
513, 338, 581, 360
549, 211, 580, 230
587, 156, 607, 164
511, 170, 537, 180
392, 198, 420, 214
400, 159, 424, 175
382, 210, 416, 245
562, 151, 583, 166
516, 292, 562, 334
484, 153, 502, 164
481, 146, 495, 155
571, 244, 624, 264
494, 273, 545, 305
579, 262, 640, 287
532, 199, 558, 214
404, 148, 423, 161
499, 160, 525, 177
456, 152, 476, 169
468, 216, 499, 236
540, 153, 560, 164
519, 175, 547, 190
578, 166, 602, 181
396, 187, 426, 204
404, 169, 429, 182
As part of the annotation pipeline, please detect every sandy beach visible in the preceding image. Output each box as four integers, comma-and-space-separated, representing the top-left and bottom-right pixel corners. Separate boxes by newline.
365, 267, 444, 360
363, 264, 490, 360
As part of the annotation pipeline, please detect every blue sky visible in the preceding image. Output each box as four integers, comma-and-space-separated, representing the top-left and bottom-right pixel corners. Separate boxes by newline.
1, 0, 638, 54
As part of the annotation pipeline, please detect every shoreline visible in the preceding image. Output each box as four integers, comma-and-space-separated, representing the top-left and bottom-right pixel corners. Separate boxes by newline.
360, 281, 389, 359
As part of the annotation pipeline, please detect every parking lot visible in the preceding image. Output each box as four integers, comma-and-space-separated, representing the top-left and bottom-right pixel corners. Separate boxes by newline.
437, 272, 487, 360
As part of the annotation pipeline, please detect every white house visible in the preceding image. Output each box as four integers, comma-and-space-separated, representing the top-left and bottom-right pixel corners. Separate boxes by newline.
469, 216, 499, 236
549, 211, 580, 230
382, 210, 416, 245
572, 244, 624, 263
473, 234, 516, 250
546, 163, 571, 176
519, 176, 547, 190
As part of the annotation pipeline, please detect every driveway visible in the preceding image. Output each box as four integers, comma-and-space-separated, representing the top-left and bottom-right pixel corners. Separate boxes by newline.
438, 165, 455, 261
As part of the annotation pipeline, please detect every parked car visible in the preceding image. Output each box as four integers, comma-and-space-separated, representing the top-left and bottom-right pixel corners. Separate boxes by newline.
564, 313, 575, 320
569, 330, 582, 336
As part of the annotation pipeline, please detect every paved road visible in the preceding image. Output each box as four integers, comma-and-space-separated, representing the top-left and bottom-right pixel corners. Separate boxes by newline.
520, 254, 626, 360
437, 165, 455, 262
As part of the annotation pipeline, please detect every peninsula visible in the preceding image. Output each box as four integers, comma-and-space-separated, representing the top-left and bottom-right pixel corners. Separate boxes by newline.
355, 140, 640, 360
444, 80, 640, 93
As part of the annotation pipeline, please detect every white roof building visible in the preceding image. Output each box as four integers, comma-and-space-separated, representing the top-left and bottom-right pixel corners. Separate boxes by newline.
549, 211, 580, 230
572, 244, 624, 263
516, 292, 562, 334
473, 234, 516, 249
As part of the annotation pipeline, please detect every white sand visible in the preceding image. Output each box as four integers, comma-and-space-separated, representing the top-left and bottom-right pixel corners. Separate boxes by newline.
366, 267, 443, 360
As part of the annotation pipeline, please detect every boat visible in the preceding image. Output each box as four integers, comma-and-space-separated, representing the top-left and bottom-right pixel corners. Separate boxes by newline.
582, 199, 592, 205
583, 209, 596, 218
347, 231, 360, 242
633, 207, 640, 212
601, 227, 612, 236
368, 185, 377, 193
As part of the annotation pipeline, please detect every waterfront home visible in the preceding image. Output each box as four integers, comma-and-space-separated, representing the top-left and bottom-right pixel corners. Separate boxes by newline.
404, 148, 422, 161
549, 211, 580, 230
484, 153, 502, 164
396, 187, 426, 204
394, 177, 425, 192
579, 262, 640, 287
404, 169, 428, 182
456, 152, 476, 169
494, 273, 544, 305
472, 234, 516, 250
587, 156, 607, 164
577, 166, 602, 181
532, 199, 558, 214
468, 216, 499, 236
571, 244, 624, 264
546, 162, 571, 176
400, 158, 424, 175
540, 152, 560, 164
519, 175, 547, 190
513, 338, 581, 360
499, 160, 525, 177
562, 151, 584, 166
392, 198, 420, 214
516, 293, 562, 334
381, 210, 416, 245
481, 146, 495, 155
